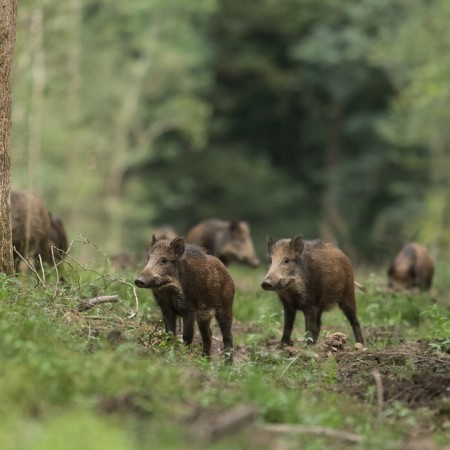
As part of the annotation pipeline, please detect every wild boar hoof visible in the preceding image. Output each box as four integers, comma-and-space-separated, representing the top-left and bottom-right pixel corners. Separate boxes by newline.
278, 340, 293, 349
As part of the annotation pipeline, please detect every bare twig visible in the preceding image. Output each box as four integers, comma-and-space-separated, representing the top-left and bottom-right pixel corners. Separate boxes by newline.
385, 386, 416, 405
372, 369, 384, 417
378, 352, 449, 364
78, 295, 119, 312
13, 248, 47, 287
148, 320, 162, 344
37, 254, 46, 284
50, 246, 60, 299
259, 424, 363, 444
278, 353, 302, 379
62, 245, 140, 317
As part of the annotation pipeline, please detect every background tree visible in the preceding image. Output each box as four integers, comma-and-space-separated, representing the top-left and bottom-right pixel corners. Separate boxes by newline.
10, 0, 450, 264
0, 0, 18, 275
12, 0, 216, 257
372, 0, 450, 255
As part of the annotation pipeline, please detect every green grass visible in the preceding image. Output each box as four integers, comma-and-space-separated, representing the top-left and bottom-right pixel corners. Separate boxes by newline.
0, 257, 449, 450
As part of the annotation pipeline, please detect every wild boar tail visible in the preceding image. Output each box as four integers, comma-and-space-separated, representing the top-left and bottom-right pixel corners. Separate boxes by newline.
354, 281, 367, 293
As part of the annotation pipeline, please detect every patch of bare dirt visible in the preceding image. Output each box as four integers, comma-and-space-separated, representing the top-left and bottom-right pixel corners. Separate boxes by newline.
332, 341, 450, 413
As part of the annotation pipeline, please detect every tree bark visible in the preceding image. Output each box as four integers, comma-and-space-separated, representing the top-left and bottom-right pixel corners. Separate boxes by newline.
0, 0, 18, 275
319, 101, 356, 260
104, 57, 151, 252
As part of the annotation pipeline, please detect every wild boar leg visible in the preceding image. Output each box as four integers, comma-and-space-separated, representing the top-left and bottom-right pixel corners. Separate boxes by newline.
216, 309, 234, 358
303, 307, 320, 344
315, 310, 323, 342
339, 302, 364, 345
182, 312, 196, 346
281, 302, 296, 346
197, 317, 212, 356
161, 308, 177, 335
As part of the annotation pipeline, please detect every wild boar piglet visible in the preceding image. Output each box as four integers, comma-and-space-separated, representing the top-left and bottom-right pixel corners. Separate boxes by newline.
186, 219, 260, 268
135, 236, 235, 361
262, 235, 364, 346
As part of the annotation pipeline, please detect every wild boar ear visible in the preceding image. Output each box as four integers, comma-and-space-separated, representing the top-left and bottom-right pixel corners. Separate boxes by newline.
229, 220, 242, 235
290, 235, 304, 254
149, 234, 157, 248
266, 236, 275, 255
171, 237, 185, 258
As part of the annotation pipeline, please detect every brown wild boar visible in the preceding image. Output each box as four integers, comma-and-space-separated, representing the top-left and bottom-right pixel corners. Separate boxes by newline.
388, 242, 434, 291
185, 219, 260, 267
261, 235, 364, 346
135, 236, 234, 360
10, 190, 51, 270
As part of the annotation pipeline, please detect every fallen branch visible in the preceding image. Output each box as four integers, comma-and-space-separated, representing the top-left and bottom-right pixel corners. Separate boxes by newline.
78, 295, 119, 312
259, 424, 363, 443
209, 405, 257, 442
63, 243, 140, 317
385, 385, 416, 405
378, 351, 449, 364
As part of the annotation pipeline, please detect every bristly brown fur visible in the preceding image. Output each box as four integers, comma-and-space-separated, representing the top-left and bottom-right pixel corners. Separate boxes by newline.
262, 236, 364, 346
185, 219, 260, 267
135, 237, 235, 361
10, 190, 51, 271
388, 242, 434, 291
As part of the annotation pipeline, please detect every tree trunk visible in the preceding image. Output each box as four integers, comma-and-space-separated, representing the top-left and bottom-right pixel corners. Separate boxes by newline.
419, 137, 450, 255
319, 101, 356, 260
0, 0, 18, 275
104, 57, 151, 252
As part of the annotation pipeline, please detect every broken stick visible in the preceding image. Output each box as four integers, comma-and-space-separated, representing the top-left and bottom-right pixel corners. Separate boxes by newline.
78, 295, 119, 312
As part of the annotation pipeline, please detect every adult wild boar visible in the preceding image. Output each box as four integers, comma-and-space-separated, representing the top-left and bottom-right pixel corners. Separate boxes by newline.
387, 242, 434, 291
10, 190, 51, 270
261, 235, 364, 346
135, 236, 234, 360
185, 219, 260, 267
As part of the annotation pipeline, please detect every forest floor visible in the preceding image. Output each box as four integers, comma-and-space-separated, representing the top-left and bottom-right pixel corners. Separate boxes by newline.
1, 260, 449, 450
71, 306, 450, 450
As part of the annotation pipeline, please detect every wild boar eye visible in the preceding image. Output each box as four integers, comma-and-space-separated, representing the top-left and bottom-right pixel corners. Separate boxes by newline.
160, 257, 169, 265
282, 257, 290, 264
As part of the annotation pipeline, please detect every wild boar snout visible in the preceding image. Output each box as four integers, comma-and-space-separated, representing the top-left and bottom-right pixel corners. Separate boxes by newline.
134, 269, 159, 288
261, 279, 274, 290
135, 276, 148, 288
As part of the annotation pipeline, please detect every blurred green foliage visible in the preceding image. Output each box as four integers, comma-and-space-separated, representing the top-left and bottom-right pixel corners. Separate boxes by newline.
11, 0, 450, 263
